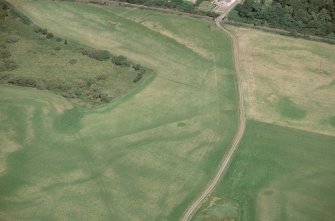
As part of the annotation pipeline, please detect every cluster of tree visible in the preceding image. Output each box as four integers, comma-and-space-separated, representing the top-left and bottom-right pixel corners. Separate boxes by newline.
232, 0, 335, 38
114, 0, 219, 17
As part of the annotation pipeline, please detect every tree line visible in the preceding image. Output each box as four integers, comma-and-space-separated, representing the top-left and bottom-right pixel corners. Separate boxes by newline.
231, 0, 335, 39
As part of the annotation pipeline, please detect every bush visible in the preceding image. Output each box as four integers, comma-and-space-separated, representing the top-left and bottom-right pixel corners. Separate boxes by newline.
64, 40, 68, 45
0, 72, 10, 80
41, 28, 48, 35
1, 59, 18, 71
46, 33, 54, 39
82, 48, 111, 61
100, 95, 112, 103
0, 48, 11, 59
133, 63, 142, 70
96, 73, 109, 81
133, 73, 143, 83
55, 37, 62, 42
6, 35, 20, 43
89, 50, 111, 61
54, 46, 61, 51
69, 59, 77, 65
45, 78, 64, 90
8, 77, 38, 87
34, 27, 42, 33
112, 55, 129, 66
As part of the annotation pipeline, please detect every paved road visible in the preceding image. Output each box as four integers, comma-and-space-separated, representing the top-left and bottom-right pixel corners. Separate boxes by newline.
180, 1, 245, 220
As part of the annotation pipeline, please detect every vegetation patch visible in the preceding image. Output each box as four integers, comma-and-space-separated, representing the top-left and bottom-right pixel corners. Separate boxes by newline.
330, 116, 335, 127
277, 96, 306, 120
0, 4, 151, 106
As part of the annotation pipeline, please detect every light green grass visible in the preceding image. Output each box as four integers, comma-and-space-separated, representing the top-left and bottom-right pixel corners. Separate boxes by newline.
1, 1, 238, 220
194, 120, 335, 221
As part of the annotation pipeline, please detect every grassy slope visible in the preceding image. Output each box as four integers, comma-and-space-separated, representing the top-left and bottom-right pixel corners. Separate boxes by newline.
194, 120, 335, 221
228, 26, 335, 136
0, 1, 238, 220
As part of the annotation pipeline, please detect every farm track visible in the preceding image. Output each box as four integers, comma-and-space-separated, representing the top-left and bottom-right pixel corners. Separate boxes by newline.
181, 5, 246, 221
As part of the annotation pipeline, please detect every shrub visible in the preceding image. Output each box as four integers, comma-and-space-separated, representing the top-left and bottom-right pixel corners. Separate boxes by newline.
55, 37, 62, 42
46, 33, 54, 39
96, 73, 109, 81
34, 27, 42, 33
89, 50, 110, 61
133, 73, 143, 83
0, 72, 10, 80
69, 59, 77, 65
8, 77, 38, 87
85, 78, 96, 87
82, 48, 111, 61
54, 46, 61, 51
112, 55, 129, 66
0, 48, 11, 59
45, 78, 64, 90
2, 59, 18, 71
41, 28, 48, 35
100, 94, 112, 103
6, 35, 20, 43
64, 40, 68, 45
0, 63, 5, 72
133, 63, 142, 70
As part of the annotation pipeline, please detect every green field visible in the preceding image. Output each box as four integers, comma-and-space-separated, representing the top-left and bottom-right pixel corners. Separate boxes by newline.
194, 120, 335, 221
0, 1, 238, 220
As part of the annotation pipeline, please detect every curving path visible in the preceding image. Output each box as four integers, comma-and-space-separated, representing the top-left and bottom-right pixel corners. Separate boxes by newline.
181, 3, 246, 221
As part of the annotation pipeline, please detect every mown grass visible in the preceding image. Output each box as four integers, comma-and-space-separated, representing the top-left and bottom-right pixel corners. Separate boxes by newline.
194, 120, 335, 221
1, 1, 238, 220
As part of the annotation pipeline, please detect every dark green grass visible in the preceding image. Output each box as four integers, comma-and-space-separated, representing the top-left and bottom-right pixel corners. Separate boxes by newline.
330, 116, 335, 127
194, 120, 335, 221
277, 96, 306, 119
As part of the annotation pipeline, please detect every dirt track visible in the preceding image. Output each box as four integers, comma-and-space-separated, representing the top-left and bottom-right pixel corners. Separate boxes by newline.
181, 3, 246, 221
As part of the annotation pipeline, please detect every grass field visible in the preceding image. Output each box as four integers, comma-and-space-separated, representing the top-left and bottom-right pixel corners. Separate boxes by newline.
228, 26, 335, 136
0, 1, 238, 220
194, 120, 335, 221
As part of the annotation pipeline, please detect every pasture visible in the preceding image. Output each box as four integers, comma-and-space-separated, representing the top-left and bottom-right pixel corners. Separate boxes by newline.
228, 26, 335, 136
194, 120, 335, 221
0, 1, 238, 220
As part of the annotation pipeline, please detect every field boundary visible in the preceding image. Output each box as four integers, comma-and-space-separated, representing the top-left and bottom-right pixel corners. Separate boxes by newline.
225, 20, 335, 45
76, 0, 215, 20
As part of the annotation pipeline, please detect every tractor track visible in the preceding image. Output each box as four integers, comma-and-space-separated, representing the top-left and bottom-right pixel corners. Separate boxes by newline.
181, 2, 246, 220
